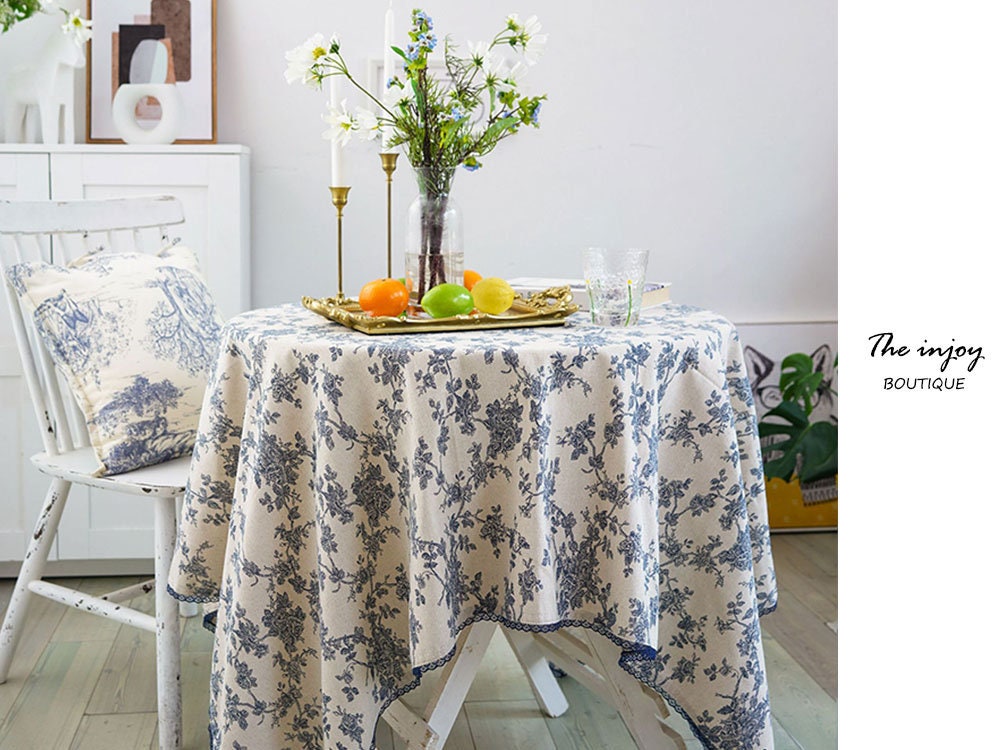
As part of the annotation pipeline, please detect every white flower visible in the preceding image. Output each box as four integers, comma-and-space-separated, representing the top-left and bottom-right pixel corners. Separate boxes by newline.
61, 9, 92, 46
488, 58, 526, 95
383, 83, 407, 110
354, 108, 380, 141
523, 32, 547, 65
484, 55, 509, 89
322, 99, 355, 146
519, 16, 547, 65
321, 102, 383, 144
521, 15, 543, 39
285, 33, 334, 88
506, 61, 528, 88
506, 13, 522, 32
467, 40, 490, 67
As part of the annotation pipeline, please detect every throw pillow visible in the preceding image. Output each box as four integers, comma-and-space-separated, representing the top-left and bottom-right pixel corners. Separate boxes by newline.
5, 245, 223, 476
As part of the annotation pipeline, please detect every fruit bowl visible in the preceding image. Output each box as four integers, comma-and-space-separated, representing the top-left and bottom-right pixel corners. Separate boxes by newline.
302, 286, 579, 335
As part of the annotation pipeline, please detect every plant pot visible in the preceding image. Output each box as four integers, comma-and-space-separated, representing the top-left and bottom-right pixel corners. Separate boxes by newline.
765, 475, 838, 531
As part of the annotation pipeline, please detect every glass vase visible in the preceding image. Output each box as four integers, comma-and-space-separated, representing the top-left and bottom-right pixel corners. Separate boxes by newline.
405, 166, 464, 302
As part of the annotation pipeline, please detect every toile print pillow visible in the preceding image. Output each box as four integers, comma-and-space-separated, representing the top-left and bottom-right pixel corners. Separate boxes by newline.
5, 245, 223, 476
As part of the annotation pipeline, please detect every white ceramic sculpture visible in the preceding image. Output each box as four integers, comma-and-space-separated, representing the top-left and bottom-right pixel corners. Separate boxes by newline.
112, 83, 182, 145
111, 39, 182, 145
3, 26, 84, 144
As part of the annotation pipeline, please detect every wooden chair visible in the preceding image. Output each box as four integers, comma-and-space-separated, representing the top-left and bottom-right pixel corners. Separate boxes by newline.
0, 196, 198, 750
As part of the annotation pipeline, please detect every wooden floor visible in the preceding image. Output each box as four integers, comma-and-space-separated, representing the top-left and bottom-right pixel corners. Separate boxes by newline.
0, 532, 836, 749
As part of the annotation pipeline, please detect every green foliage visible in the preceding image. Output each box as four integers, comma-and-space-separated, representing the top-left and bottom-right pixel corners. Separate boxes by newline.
289, 8, 547, 199
758, 353, 838, 484
386, 9, 546, 192
1, 1, 44, 32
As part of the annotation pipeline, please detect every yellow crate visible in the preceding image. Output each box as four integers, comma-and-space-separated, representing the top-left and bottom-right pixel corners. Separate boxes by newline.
765, 476, 838, 531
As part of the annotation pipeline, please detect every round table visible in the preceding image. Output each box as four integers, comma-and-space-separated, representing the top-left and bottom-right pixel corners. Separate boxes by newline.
169, 302, 777, 750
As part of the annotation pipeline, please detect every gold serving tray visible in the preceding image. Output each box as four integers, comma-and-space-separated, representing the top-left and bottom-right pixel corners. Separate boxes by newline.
302, 286, 579, 335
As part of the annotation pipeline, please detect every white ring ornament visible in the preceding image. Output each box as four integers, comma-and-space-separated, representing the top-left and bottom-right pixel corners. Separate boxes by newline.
112, 83, 182, 145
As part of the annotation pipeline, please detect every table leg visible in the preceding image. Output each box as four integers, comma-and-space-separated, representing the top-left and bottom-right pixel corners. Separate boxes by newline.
420, 621, 496, 746
382, 621, 496, 749
503, 626, 686, 750
583, 630, 686, 750
501, 628, 570, 717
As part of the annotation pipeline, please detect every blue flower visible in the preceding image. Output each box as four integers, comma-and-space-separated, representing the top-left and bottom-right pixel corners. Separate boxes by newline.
450, 106, 465, 122
462, 156, 482, 172
405, 43, 419, 61
531, 102, 542, 125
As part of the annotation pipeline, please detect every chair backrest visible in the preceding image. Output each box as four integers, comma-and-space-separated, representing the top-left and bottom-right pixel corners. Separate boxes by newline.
0, 195, 185, 457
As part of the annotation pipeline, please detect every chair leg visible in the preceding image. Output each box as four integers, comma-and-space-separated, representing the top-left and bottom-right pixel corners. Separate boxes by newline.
0, 478, 70, 683
153, 495, 182, 750
174, 496, 199, 619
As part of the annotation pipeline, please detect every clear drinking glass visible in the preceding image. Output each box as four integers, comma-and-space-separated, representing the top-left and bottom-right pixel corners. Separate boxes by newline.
583, 247, 650, 326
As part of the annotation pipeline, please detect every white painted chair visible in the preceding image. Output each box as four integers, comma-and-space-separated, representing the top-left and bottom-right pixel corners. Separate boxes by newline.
0, 196, 199, 750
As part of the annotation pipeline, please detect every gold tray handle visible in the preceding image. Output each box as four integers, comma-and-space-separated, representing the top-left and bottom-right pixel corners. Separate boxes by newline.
519, 285, 576, 310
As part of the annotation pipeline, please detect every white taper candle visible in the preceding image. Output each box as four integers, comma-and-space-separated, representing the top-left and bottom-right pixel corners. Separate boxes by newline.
382, 3, 395, 151
329, 76, 345, 185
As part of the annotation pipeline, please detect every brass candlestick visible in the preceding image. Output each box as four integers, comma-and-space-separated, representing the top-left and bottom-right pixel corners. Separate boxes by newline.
380, 152, 400, 278
329, 186, 351, 304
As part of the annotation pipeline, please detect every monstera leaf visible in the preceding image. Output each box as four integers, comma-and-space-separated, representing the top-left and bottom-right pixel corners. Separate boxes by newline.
778, 353, 825, 417
758, 401, 838, 483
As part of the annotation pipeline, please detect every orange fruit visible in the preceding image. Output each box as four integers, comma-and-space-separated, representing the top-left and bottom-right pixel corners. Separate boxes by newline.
358, 278, 409, 317
463, 269, 483, 291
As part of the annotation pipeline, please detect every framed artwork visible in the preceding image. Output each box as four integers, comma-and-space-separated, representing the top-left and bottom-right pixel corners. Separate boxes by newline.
87, 0, 216, 143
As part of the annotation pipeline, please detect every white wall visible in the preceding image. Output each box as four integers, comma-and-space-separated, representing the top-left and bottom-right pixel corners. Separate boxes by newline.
217, 0, 835, 324
1, 0, 836, 325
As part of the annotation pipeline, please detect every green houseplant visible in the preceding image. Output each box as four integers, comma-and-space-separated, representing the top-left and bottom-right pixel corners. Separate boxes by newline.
757, 352, 838, 484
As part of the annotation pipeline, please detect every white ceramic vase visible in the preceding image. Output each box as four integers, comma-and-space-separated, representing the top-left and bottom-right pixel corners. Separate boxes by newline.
112, 83, 182, 145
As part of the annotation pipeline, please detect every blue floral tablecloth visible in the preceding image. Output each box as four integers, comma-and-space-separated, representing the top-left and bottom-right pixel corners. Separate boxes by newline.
168, 302, 777, 750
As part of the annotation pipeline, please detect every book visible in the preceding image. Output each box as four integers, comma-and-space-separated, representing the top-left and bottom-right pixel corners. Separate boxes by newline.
507, 277, 672, 312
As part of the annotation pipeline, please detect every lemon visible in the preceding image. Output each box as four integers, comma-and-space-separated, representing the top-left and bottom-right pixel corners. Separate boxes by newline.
471, 277, 516, 315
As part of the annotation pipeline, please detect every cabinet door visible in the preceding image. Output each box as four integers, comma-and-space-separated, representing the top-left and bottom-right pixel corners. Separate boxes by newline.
50, 152, 249, 319
0, 153, 57, 566
48, 151, 249, 561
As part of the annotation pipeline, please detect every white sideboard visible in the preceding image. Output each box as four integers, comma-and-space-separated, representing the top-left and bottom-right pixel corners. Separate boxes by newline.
0, 144, 250, 573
